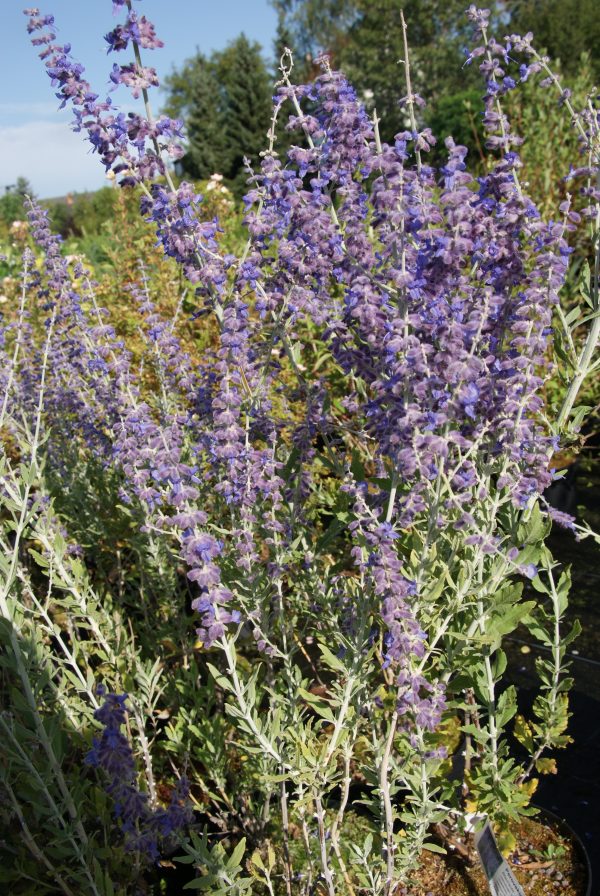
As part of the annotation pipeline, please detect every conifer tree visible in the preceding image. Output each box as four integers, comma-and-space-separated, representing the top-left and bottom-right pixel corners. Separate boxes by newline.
216, 35, 273, 197
271, 0, 499, 143
182, 55, 228, 181
507, 0, 600, 83
162, 38, 272, 195
162, 53, 206, 122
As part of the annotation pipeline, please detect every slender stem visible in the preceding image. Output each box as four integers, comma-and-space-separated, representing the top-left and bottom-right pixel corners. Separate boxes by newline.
219, 634, 286, 766
329, 748, 357, 896
3, 780, 78, 896
0, 311, 100, 896
0, 251, 30, 429
0, 306, 56, 613
19, 569, 99, 710
130, 698, 158, 808
323, 673, 357, 766
0, 716, 98, 894
479, 22, 522, 193
315, 793, 336, 896
380, 710, 398, 895
280, 780, 293, 896
556, 301, 600, 428
297, 782, 315, 893
556, 170, 600, 429
400, 11, 421, 174
126, 0, 176, 195
517, 563, 566, 783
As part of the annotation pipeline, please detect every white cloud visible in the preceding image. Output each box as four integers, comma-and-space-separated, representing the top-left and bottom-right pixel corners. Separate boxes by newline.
0, 101, 59, 122
0, 120, 109, 199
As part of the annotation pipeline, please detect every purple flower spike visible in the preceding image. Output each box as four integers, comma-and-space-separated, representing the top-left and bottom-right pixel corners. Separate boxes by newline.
24, 6, 182, 186
86, 688, 190, 862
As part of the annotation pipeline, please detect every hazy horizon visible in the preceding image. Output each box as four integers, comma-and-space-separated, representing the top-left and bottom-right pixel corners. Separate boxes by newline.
2, 1, 278, 198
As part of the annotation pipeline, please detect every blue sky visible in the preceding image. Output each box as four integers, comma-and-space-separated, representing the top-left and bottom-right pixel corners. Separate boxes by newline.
1, 1, 278, 198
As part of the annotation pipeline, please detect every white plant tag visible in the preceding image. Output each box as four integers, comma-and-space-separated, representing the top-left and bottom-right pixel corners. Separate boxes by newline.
474, 821, 525, 896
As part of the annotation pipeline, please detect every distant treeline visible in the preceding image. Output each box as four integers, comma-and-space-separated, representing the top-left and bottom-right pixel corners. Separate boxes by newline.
164, 0, 599, 190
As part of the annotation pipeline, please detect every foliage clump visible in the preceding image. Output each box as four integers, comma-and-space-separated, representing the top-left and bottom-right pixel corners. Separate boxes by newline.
0, 3, 598, 895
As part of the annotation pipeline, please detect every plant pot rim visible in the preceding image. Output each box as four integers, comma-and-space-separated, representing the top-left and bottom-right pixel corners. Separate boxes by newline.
533, 803, 592, 896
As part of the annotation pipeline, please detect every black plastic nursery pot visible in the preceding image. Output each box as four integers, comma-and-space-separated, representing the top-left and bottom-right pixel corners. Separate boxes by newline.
532, 806, 593, 896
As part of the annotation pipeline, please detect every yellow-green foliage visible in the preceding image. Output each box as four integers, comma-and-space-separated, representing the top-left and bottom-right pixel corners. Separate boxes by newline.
506, 53, 595, 221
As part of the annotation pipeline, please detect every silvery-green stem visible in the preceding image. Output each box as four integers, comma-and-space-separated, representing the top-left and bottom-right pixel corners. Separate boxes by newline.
380, 710, 398, 895
329, 746, 357, 896
315, 793, 336, 896
518, 562, 566, 783
280, 778, 293, 896
220, 634, 286, 766
3, 778, 78, 896
0, 251, 29, 429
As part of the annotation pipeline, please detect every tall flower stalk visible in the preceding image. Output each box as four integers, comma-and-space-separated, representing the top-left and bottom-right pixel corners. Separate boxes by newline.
7, 2, 599, 893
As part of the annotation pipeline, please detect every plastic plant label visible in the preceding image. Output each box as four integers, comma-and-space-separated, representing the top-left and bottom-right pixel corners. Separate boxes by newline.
474, 822, 525, 896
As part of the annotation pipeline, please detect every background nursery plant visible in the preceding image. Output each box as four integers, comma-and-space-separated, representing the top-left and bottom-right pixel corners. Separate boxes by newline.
1, 2, 598, 894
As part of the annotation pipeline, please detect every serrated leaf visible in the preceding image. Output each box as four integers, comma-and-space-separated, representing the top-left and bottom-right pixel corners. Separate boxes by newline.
490, 601, 536, 637
513, 715, 534, 752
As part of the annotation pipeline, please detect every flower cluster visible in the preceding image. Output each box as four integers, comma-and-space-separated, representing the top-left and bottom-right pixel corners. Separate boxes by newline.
21, 0, 596, 776
12, 0, 599, 885
22, 0, 580, 673
25, 6, 183, 186
105, 11, 164, 54
86, 687, 190, 861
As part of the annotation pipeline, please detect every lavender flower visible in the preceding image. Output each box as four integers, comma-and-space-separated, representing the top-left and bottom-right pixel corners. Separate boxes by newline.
105, 12, 164, 53
86, 686, 190, 862
24, 5, 183, 186
22, 2, 590, 722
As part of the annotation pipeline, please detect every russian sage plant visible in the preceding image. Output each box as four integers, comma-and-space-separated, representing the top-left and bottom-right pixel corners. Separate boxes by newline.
2, 1, 598, 893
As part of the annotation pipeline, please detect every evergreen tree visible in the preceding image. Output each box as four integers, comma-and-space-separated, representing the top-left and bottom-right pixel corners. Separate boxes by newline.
271, 0, 501, 143
215, 35, 273, 197
335, 0, 406, 142
507, 0, 600, 84
270, 0, 358, 66
162, 53, 207, 122
182, 55, 228, 181
161, 37, 272, 195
